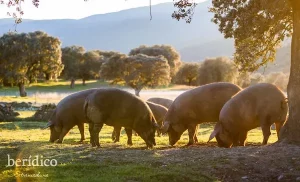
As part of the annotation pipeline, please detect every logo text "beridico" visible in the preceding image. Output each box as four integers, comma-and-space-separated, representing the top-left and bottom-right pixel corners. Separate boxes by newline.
6, 154, 57, 167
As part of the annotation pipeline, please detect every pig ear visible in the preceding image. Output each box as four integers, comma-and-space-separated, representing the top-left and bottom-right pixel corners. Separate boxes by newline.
281, 98, 288, 109
208, 123, 222, 142
42, 121, 54, 130
161, 121, 170, 134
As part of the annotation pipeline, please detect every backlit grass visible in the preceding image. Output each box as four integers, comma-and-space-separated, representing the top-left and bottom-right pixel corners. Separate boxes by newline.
0, 121, 279, 182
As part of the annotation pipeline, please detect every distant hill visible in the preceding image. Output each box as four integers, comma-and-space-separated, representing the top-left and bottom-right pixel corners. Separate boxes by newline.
0, 1, 291, 73
0, 1, 222, 54
179, 38, 235, 61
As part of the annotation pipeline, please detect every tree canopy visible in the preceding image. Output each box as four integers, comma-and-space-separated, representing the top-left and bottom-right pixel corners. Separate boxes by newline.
99, 52, 129, 84
80, 51, 103, 85
61, 46, 85, 88
125, 54, 171, 96
61, 46, 103, 87
0, 31, 62, 96
100, 52, 171, 96
197, 57, 238, 85
175, 62, 199, 86
129, 45, 181, 79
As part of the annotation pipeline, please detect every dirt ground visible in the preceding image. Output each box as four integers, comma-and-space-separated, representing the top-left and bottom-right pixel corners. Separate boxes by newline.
164, 142, 300, 182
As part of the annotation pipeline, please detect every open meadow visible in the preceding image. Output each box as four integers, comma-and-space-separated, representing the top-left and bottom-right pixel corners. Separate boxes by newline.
0, 80, 190, 105
0, 81, 299, 182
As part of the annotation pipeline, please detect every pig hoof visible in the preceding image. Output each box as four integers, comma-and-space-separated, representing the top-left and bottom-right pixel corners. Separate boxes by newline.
57, 141, 63, 144
113, 140, 119, 143
127, 142, 133, 146
186, 142, 194, 146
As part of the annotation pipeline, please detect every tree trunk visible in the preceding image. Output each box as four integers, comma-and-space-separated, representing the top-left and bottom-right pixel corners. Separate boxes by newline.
70, 78, 75, 89
28, 76, 34, 84
279, 0, 300, 144
82, 78, 86, 86
45, 73, 51, 81
188, 79, 191, 86
134, 88, 142, 97
18, 83, 27, 97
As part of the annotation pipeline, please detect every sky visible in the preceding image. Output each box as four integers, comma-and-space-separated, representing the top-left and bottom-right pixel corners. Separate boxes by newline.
0, 0, 206, 20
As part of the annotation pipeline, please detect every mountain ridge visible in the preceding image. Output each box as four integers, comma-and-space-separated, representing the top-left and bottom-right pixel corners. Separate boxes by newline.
0, 1, 290, 73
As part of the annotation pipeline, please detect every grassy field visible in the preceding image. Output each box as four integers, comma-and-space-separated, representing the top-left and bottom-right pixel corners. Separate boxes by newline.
0, 120, 285, 182
0, 81, 299, 181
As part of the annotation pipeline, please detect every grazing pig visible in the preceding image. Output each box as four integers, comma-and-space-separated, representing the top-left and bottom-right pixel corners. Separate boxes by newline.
84, 88, 158, 148
208, 83, 288, 148
147, 97, 173, 108
145, 101, 168, 136
112, 101, 168, 145
44, 89, 98, 143
161, 82, 242, 146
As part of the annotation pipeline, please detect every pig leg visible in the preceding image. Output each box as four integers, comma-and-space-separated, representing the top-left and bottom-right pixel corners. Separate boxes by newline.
238, 131, 248, 146
187, 124, 197, 145
125, 128, 133, 146
113, 126, 121, 143
133, 130, 138, 136
275, 122, 283, 139
78, 123, 85, 142
261, 124, 271, 145
232, 133, 240, 147
89, 123, 96, 147
193, 124, 199, 143
57, 127, 71, 143
157, 129, 161, 137
93, 123, 104, 147
111, 128, 116, 141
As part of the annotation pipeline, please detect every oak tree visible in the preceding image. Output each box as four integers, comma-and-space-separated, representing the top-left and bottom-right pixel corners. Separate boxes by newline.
129, 45, 181, 80
197, 57, 238, 85
175, 62, 199, 86
80, 51, 103, 85
0, 31, 62, 96
99, 53, 129, 85
125, 54, 171, 96
61, 46, 85, 88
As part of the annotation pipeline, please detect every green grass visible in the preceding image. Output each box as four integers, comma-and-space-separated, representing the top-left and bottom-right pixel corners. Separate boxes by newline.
0, 80, 109, 93
0, 79, 191, 104
0, 79, 191, 95
16, 111, 36, 119
0, 80, 109, 103
0, 121, 279, 182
